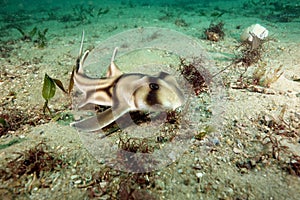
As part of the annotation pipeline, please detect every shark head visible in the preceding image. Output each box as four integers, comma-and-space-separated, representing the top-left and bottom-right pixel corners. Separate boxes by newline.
127, 72, 185, 111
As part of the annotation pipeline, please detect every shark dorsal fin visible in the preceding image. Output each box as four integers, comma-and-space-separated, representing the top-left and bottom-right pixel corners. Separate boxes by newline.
76, 30, 90, 74
106, 47, 123, 77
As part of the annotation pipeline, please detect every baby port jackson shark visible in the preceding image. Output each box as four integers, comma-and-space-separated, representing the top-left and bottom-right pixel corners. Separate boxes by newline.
71, 31, 185, 132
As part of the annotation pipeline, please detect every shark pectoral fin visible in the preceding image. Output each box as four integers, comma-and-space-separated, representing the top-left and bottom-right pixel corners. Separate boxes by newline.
71, 108, 115, 132
71, 106, 130, 132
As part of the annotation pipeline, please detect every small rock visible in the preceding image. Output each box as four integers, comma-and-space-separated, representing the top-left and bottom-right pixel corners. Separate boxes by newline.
240, 168, 248, 174
192, 164, 202, 170
233, 147, 242, 154
19, 135, 25, 139
74, 180, 82, 184
71, 175, 79, 180
227, 187, 234, 195
100, 181, 107, 188
250, 159, 257, 167
196, 172, 204, 178
226, 139, 233, 146
212, 138, 220, 146
212, 184, 218, 190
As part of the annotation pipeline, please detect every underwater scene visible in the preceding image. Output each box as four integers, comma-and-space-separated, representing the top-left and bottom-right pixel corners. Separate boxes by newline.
0, 0, 299, 199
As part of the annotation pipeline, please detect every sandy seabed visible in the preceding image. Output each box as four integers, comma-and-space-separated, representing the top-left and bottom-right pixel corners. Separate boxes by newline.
0, 0, 299, 199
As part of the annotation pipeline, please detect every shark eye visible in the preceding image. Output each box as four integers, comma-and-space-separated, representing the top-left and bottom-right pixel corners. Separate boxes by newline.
149, 83, 159, 90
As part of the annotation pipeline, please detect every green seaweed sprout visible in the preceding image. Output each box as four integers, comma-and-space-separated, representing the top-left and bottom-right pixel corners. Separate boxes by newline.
60, 4, 95, 24
0, 138, 24, 150
59, 4, 109, 26
35, 28, 48, 48
14, 26, 49, 48
14, 26, 37, 41
41, 68, 76, 119
195, 125, 215, 140
42, 73, 67, 115
243, 0, 300, 23
0, 118, 8, 129
41, 30, 78, 117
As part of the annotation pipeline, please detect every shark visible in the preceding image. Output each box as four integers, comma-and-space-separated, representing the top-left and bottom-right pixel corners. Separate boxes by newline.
71, 31, 185, 132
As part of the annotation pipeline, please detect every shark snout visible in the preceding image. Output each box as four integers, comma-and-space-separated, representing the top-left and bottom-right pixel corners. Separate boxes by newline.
164, 94, 185, 110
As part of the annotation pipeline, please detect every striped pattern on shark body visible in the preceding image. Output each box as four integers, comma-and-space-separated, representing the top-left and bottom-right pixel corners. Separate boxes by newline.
71, 32, 185, 132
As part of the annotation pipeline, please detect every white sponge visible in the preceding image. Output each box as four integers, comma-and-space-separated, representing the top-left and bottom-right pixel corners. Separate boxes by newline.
240, 24, 269, 42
